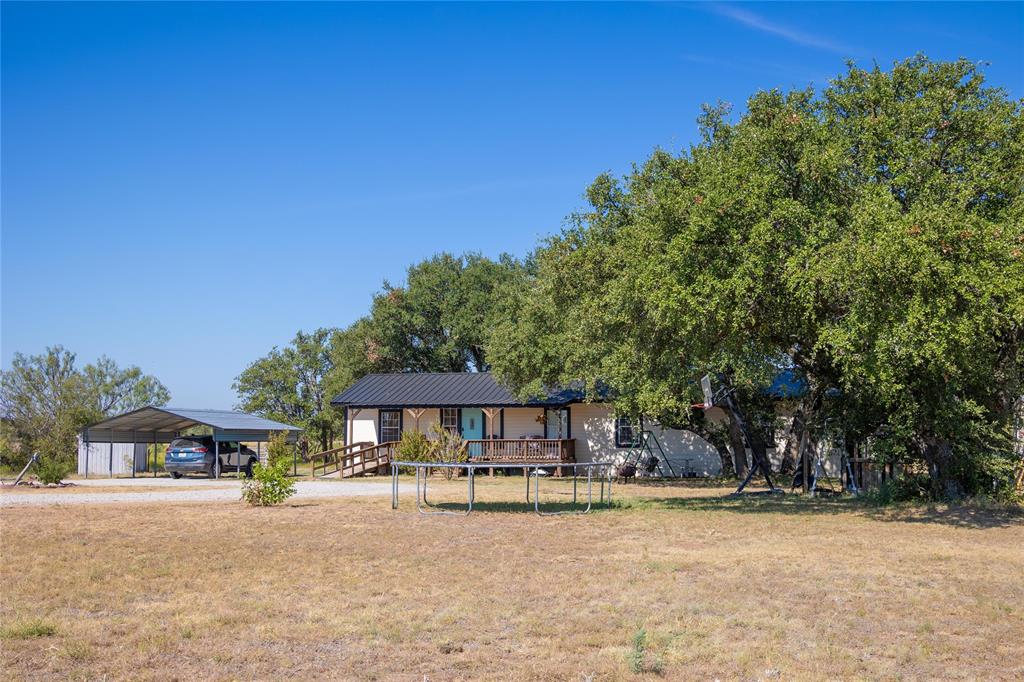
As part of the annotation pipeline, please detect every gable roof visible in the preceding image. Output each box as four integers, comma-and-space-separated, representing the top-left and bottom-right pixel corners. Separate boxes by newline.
82, 406, 302, 442
330, 372, 582, 409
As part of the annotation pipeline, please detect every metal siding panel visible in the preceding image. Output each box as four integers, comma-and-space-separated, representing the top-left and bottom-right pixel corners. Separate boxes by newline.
329, 372, 581, 408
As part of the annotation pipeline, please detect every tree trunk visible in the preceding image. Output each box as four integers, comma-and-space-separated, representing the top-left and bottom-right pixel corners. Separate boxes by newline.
778, 410, 805, 474
748, 427, 774, 479
922, 437, 963, 501
727, 417, 748, 478
717, 442, 736, 478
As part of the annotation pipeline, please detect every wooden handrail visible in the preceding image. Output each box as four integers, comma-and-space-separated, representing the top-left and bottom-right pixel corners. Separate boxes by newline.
464, 438, 575, 463
310, 441, 372, 477
313, 441, 397, 478
311, 440, 376, 462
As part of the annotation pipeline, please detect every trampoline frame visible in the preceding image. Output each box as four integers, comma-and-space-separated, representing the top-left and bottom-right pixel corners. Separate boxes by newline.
391, 460, 614, 516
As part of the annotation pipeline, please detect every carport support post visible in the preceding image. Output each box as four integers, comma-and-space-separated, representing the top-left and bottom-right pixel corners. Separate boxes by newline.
214, 440, 220, 480
109, 429, 114, 478
132, 430, 136, 479
153, 431, 157, 478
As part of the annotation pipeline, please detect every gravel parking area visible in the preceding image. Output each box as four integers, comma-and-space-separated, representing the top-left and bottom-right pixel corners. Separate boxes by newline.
0, 478, 409, 507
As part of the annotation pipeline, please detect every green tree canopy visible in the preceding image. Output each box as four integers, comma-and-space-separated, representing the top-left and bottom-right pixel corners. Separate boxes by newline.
0, 346, 170, 470
488, 56, 1023, 499
236, 254, 524, 452
368, 252, 525, 372
234, 328, 341, 452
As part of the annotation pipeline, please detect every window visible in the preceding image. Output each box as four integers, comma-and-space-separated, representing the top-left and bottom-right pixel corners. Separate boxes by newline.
615, 416, 639, 448
380, 410, 402, 443
544, 408, 569, 439
441, 408, 459, 434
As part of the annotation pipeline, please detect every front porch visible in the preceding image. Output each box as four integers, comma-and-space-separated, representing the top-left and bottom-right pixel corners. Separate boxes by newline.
466, 437, 576, 475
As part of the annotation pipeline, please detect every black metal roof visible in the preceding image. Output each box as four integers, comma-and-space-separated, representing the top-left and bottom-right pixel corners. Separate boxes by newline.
330, 372, 583, 408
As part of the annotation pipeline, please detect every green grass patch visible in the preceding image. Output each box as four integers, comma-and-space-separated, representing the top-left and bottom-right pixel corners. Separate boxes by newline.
0, 619, 58, 639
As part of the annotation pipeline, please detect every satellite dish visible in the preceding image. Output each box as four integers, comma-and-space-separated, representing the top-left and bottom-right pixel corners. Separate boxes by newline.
700, 374, 714, 408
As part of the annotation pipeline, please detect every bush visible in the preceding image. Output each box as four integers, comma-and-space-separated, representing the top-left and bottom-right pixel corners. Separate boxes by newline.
265, 431, 291, 468
627, 627, 663, 675
397, 431, 431, 461
35, 456, 71, 485
863, 473, 930, 506
428, 423, 468, 479
240, 459, 296, 506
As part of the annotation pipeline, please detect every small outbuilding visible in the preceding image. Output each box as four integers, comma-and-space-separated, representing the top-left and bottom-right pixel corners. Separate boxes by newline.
79, 406, 302, 478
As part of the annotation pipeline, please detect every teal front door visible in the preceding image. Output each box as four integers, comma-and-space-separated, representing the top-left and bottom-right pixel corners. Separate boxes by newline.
461, 408, 483, 457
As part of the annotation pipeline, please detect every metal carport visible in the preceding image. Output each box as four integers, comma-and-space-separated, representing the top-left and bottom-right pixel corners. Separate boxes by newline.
80, 406, 303, 479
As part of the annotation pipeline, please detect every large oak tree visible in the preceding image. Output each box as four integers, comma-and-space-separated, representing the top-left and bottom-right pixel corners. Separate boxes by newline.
488, 57, 1023, 499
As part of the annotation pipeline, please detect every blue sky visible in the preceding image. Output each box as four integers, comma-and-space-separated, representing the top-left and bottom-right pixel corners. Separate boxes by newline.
3, 2, 1022, 409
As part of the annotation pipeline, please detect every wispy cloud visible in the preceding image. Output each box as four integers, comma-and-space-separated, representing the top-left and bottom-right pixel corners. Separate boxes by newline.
708, 4, 852, 55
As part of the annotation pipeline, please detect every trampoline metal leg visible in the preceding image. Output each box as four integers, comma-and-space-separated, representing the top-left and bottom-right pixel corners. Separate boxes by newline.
391, 463, 398, 510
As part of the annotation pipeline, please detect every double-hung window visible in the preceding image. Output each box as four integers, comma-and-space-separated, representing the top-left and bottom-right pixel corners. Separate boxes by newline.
440, 408, 459, 434
615, 416, 639, 448
380, 410, 402, 443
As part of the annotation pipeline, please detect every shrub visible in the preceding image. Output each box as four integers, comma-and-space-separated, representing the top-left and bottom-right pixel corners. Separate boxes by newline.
626, 627, 662, 674
397, 431, 431, 461
428, 423, 467, 479
35, 456, 71, 485
240, 459, 296, 506
265, 431, 291, 468
863, 473, 930, 506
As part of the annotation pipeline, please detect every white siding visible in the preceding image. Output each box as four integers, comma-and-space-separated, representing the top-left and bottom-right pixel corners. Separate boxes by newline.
570, 403, 723, 476
350, 409, 379, 445
404, 408, 441, 437
570, 403, 619, 463
645, 422, 722, 477
502, 408, 545, 439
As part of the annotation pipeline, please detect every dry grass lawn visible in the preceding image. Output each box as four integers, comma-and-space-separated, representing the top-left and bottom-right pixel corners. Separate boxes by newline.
1, 477, 1022, 680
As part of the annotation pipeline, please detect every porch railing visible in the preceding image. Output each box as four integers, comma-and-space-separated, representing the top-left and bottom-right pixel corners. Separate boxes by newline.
463, 438, 575, 463
310, 441, 396, 478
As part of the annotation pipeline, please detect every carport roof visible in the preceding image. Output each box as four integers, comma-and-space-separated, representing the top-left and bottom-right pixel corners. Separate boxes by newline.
82, 406, 302, 442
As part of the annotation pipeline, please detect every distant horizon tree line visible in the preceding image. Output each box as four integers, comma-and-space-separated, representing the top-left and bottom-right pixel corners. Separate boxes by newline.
0, 346, 170, 475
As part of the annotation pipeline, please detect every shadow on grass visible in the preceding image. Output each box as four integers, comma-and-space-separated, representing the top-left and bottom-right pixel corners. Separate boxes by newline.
620, 493, 1023, 529
418, 499, 616, 514
406, 477, 1023, 528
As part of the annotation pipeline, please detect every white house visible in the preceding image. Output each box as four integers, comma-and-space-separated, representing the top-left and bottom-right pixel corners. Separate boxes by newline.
330, 372, 724, 476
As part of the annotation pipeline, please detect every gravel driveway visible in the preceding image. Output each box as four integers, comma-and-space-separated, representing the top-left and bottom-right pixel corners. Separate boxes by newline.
0, 478, 410, 507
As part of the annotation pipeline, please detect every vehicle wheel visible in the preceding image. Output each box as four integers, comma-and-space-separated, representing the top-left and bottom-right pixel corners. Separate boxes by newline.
171, 472, 182, 479
244, 458, 256, 478
210, 459, 220, 479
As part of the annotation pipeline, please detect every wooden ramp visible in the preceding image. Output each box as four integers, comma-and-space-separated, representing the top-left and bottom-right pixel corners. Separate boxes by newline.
310, 441, 397, 479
